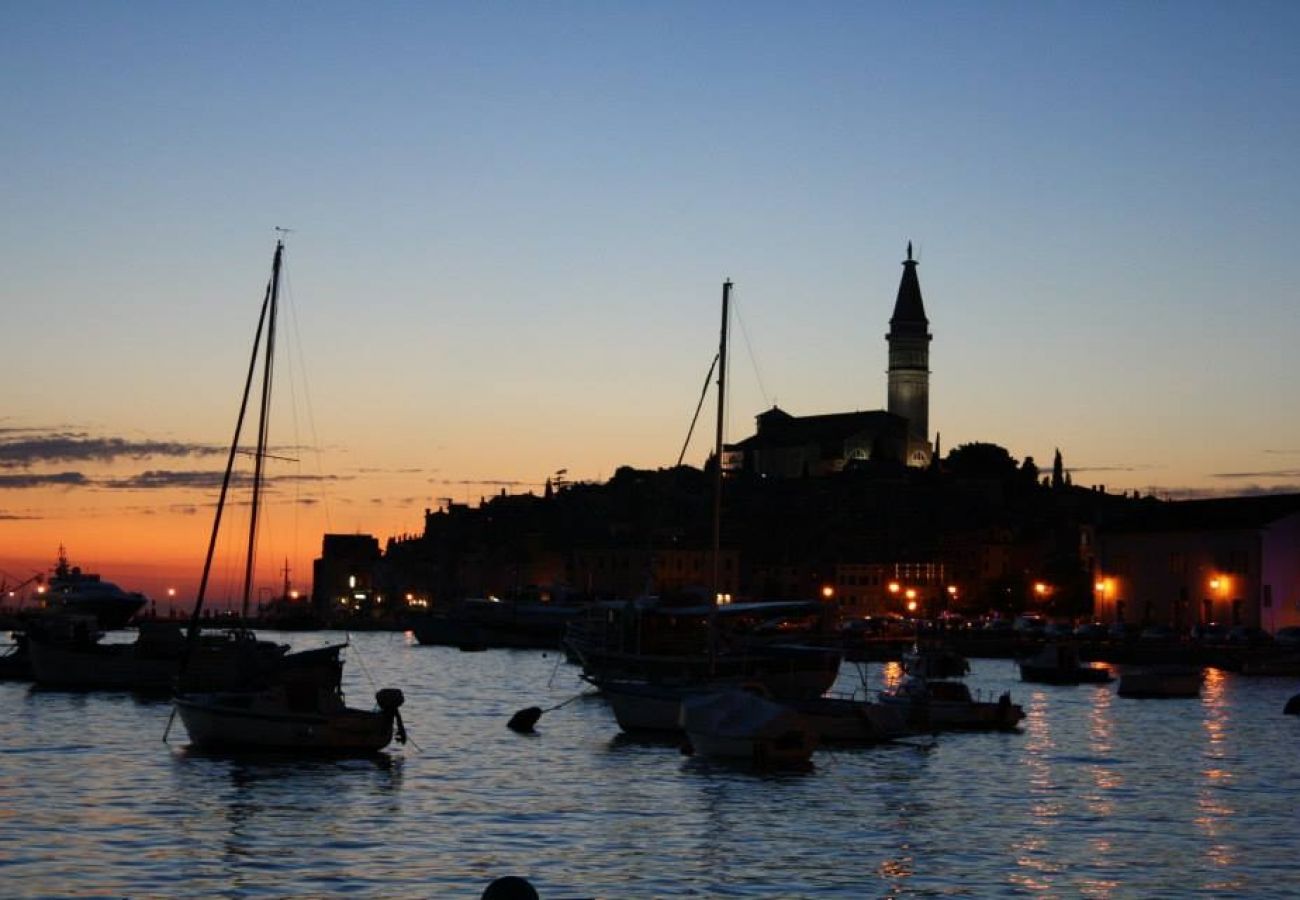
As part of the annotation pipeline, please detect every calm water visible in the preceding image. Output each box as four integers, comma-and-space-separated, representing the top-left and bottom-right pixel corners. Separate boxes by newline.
2, 632, 1299, 899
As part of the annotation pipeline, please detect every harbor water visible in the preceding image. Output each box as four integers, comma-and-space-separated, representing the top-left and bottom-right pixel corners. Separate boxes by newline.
2, 631, 1299, 898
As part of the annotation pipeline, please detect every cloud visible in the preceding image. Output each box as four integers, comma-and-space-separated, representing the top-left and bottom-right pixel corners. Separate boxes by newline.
431, 477, 536, 487
0, 511, 41, 520
100, 470, 236, 490
0, 434, 222, 469
96, 470, 344, 490
1210, 469, 1300, 480
0, 471, 90, 489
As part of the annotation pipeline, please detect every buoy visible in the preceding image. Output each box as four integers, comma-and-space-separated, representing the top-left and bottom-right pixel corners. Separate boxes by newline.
1285, 693, 1300, 715
508, 706, 543, 733
376, 689, 408, 744
481, 875, 539, 900
375, 688, 405, 712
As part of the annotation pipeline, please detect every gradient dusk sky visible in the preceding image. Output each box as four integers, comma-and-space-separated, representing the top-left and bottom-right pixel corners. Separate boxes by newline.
3, 2, 1299, 605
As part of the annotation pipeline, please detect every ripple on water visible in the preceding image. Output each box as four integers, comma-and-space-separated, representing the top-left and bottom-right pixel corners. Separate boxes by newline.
4, 642, 1300, 897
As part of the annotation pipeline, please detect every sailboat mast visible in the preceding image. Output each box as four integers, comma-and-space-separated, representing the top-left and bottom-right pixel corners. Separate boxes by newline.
185, 246, 277, 650
240, 240, 283, 620
711, 279, 731, 603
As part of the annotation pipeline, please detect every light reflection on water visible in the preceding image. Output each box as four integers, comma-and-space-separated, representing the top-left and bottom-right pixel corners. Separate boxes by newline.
2, 635, 1299, 897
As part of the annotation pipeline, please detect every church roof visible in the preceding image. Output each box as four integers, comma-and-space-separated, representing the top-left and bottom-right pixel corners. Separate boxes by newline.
888, 241, 928, 335
731, 407, 905, 450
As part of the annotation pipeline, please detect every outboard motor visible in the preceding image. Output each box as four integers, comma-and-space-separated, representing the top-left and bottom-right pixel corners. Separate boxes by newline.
376, 688, 407, 744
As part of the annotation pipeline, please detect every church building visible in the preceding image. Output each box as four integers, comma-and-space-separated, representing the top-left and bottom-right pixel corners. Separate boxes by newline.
723, 244, 934, 476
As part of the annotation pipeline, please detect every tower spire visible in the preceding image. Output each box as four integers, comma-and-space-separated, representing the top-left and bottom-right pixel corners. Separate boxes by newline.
886, 241, 932, 466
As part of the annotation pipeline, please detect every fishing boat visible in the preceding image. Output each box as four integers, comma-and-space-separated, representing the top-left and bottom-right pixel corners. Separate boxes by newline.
1018, 642, 1113, 685
1117, 665, 1202, 698
171, 237, 405, 754
901, 642, 970, 679
174, 684, 406, 753
573, 281, 841, 722
679, 687, 817, 767
602, 670, 906, 743
879, 675, 1024, 732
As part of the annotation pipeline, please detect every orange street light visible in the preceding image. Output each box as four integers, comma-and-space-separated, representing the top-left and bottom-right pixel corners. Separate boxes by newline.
887, 581, 901, 594
821, 585, 835, 600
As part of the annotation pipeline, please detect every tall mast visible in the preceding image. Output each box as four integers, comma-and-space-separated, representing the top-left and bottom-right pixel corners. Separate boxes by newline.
240, 240, 283, 620
185, 241, 277, 651
710, 279, 731, 604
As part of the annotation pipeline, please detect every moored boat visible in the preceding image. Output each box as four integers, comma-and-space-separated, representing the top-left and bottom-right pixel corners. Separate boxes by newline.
1019, 643, 1113, 685
679, 687, 817, 767
901, 643, 970, 679
169, 238, 404, 753
1117, 665, 1202, 698
38, 548, 147, 629
879, 675, 1024, 732
174, 684, 405, 754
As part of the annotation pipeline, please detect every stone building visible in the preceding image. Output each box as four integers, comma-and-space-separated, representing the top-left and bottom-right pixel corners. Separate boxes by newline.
724, 243, 933, 476
1095, 494, 1300, 632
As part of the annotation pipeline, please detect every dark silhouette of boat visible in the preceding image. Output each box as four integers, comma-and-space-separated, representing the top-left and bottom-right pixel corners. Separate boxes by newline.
38, 547, 146, 629
170, 237, 405, 753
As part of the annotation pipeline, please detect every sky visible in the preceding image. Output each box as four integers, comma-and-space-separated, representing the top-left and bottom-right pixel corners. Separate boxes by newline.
3, 1, 1299, 607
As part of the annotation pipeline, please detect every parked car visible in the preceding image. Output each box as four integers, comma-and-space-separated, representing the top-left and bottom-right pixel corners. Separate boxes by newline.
1275, 625, 1300, 648
1227, 625, 1271, 645
1190, 622, 1229, 643
1073, 622, 1108, 641
1013, 614, 1046, 635
1139, 624, 1177, 643
1108, 622, 1139, 642
1043, 621, 1076, 639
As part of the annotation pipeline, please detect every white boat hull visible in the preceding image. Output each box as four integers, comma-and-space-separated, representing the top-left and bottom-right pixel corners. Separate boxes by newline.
679, 689, 817, 767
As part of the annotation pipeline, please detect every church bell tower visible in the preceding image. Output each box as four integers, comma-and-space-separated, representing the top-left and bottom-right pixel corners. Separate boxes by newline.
886, 242, 932, 466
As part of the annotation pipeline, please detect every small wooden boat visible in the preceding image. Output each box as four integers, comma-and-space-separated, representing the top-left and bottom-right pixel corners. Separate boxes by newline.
174, 685, 405, 754
1019, 643, 1113, 684
679, 688, 817, 767
879, 676, 1024, 731
901, 643, 970, 679
1117, 665, 1202, 698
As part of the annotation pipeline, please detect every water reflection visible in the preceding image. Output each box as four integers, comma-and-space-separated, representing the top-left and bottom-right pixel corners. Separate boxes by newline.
7, 643, 1300, 897
1196, 667, 1237, 879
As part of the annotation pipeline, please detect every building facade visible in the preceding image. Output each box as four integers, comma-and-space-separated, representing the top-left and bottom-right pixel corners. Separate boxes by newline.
1095, 495, 1300, 633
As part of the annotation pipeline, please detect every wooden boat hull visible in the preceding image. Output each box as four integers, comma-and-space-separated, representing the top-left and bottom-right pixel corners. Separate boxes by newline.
878, 678, 1025, 731
1018, 642, 1113, 685
1117, 667, 1202, 698
174, 691, 396, 753
28, 635, 341, 693
1019, 663, 1113, 685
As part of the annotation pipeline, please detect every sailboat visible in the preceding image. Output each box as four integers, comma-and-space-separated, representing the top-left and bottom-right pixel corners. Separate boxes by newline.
172, 237, 405, 753
576, 280, 841, 733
